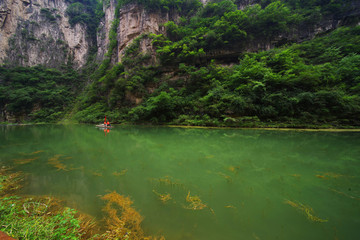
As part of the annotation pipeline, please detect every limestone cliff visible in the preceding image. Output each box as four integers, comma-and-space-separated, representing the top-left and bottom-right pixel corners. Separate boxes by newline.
117, 4, 178, 63
96, 0, 116, 62
0, 0, 89, 68
1, 0, 359, 69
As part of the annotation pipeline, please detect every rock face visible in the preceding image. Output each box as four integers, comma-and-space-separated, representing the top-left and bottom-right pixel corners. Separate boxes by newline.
1, 0, 359, 69
115, 3, 177, 63
96, 0, 116, 62
0, 0, 89, 68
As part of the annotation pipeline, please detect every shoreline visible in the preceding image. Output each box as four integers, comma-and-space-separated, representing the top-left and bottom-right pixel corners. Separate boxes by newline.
166, 125, 360, 132
2, 122, 360, 132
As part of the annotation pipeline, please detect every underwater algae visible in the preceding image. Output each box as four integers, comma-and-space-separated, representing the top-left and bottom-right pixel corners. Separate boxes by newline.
152, 190, 172, 204
113, 169, 128, 176
185, 191, 214, 215
13, 150, 45, 164
91, 171, 103, 177
0, 168, 23, 196
150, 176, 185, 189
217, 172, 233, 183
316, 172, 346, 179
48, 154, 68, 171
19, 150, 45, 156
0, 169, 99, 239
329, 188, 360, 201
14, 157, 39, 165
284, 200, 328, 223
101, 191, 165, 240
228, 165, 240, 174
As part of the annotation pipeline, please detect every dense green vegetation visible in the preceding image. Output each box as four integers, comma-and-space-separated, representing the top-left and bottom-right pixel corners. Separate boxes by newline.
116, 0, 202, 15
65, 0, 104, 48
1, 0, 359, 127
71, 0, 360, 127
0, 66, 82, 123
0, 197, 82, 239
0, 170, 82, 239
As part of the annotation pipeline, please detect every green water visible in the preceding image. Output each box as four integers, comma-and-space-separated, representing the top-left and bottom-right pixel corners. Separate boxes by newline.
1, 125, 359, 239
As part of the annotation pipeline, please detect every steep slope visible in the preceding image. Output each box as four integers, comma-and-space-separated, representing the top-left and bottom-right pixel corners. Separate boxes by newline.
72, 0, 360, 127
0, 0, 91, 68
1, 0, 359, 126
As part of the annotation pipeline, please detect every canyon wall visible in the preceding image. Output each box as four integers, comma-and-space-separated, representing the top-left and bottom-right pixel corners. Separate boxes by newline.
0, 0, 89, 68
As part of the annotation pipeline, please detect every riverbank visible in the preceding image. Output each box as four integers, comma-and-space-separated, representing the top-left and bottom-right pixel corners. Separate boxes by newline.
2, 120, 360, 132
0, 168, 163, 240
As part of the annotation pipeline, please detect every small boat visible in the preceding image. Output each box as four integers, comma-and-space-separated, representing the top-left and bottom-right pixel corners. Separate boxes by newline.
97, 116, 113, 128
95, 124, 113, 129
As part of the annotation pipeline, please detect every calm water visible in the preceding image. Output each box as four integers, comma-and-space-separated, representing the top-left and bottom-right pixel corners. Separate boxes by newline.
1, 125, 360, 239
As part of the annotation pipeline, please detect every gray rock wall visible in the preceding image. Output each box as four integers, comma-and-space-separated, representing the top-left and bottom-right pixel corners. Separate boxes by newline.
0, 0, 89, 68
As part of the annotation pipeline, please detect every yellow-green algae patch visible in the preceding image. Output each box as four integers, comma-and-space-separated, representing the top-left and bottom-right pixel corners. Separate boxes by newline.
284, 199, 328, 223
100, 191, 165, 240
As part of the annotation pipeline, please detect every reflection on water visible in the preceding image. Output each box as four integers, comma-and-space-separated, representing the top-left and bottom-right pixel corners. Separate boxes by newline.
1, 125, 360, 240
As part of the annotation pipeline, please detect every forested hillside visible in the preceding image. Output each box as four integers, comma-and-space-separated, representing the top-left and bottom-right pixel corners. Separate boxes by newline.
1, 0, 359, 127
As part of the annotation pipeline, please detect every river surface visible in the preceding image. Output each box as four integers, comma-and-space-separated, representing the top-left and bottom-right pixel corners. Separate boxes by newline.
1, 125, 359, 240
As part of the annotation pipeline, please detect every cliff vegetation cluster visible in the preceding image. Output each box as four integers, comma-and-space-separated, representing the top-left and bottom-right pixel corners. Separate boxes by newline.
1, 0, 359, 128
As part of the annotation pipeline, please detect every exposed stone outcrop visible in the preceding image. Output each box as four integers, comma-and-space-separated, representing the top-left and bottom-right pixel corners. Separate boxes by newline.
1, 0, 359, 69
96, 0, 116, 62
235, 0, 260, 10
116, 3, 178, 63
0, 0, 89, 68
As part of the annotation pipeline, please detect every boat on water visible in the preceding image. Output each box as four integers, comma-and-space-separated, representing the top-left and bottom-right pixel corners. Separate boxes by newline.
95, 124, 113, 129
96, 116, 113, 128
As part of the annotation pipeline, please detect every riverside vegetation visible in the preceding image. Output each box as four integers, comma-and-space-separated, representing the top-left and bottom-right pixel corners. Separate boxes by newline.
1, 0, 359, 127
0, 168, 165, 239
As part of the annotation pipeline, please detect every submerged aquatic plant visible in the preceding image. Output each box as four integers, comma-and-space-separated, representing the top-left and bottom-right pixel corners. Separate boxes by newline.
48, 155, 68, 171
113, 169, 128, 176
91, 171, 103, 177
284, 199, 328, 223
316, 172, 345, 179
217, 172, 232, 183
329, 188, 360, 201
0, 168, 23, 196
101, 191, 144, 240
227, 166, 240, 174
224, 205, 237, 209
14, 157, 39, 165
19, 150, 45, 156
101, 191, 166, 239
150, 176, 185, 189
185, 191, 207, 210
152, 190, 172, 204
184, 191, 214, 215
0, 169, 98, 239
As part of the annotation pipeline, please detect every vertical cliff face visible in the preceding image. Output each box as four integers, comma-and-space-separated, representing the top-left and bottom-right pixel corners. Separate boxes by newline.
116, 4, 177, 63
0, 0, 89, 68
2, 0, 358, 69
96, 0, 115, 62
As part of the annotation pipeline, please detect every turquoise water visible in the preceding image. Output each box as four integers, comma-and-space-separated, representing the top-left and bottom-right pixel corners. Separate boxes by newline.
1, 125, 359, 239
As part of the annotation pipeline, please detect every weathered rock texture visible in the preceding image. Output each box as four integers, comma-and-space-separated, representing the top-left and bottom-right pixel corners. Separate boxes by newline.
1, 0, 359, 69
0, 0, 89, 68
115, 3, 178, 63
96, 0, 116, 62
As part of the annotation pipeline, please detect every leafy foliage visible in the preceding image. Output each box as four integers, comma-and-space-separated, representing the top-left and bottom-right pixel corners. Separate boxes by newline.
82, 25, 360, 127
65, 0, 104, 44
0, 197, 81, 239
5, 0, 360, 128
0, 66, 82, 122
116, 0, 202, 15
